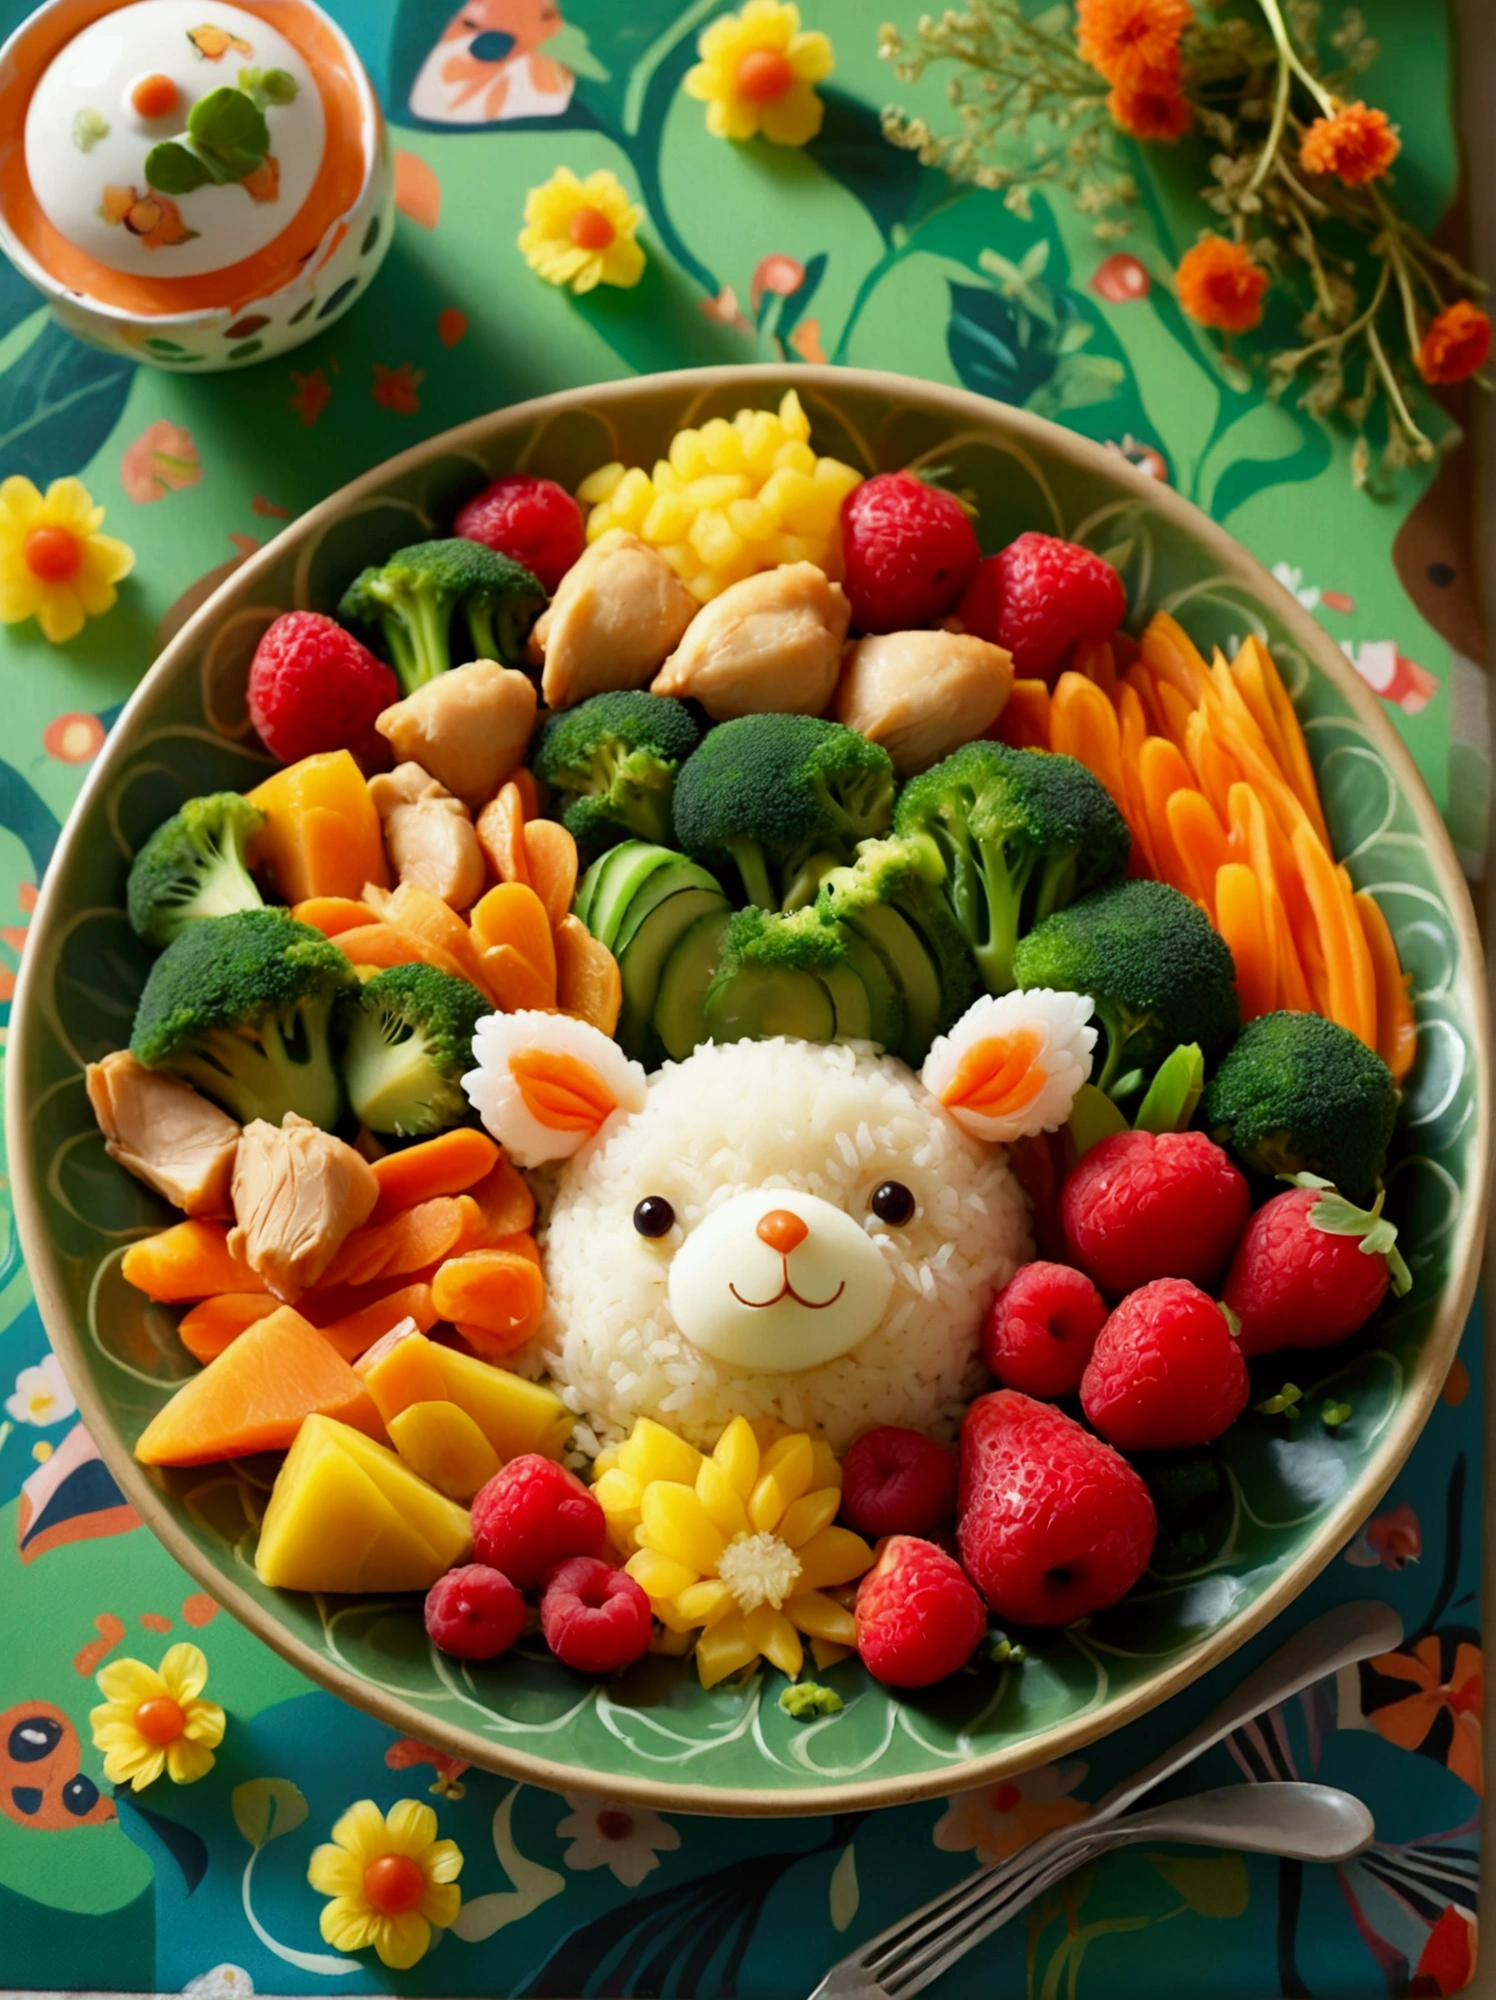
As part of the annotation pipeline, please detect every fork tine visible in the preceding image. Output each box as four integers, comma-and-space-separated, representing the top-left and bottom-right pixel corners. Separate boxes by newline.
861, 1841, 1069, 1978
881, 1846, 1098, 1999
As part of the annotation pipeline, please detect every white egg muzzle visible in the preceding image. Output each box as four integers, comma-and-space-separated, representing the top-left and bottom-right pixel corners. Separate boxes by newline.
667, 1188, 894, 1373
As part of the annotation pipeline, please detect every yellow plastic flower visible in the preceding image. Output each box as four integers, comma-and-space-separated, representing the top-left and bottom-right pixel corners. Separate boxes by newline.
594, 1416, 873, 1689
89, 1643, 225, 1790
685, 0, 834, 146
307, 1798, 463, 1970
0, 475, 134, 643
518, 167, 645, 295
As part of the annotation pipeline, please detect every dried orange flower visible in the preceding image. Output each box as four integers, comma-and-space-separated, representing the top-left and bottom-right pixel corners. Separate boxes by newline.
1299, 102, 1400, 186
1416, 301, 1492, 384
1076, 0, 1192, 87
1176, 236, 1268, 333
1108, 72, 1191, 141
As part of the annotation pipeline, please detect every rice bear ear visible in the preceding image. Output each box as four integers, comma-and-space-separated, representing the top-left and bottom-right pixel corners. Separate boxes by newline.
463, 1011, 648, 1167
920, 989, 1098, 1145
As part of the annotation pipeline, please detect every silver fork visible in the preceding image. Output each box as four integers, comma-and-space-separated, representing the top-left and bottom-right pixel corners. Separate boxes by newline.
808, 1598, 1401, 2000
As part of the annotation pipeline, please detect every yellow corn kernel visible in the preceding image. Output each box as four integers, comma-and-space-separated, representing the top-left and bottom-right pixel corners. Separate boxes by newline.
642, 491, 695, 544
641, 1481, 726, 1574
625, 1547, 698, 1600
768, 531, 815, 566
687, 569, 720, 601
618, 1417, 703, 1488
674, 1577, 735, 1627
778, 1486, 840, 1549
689, 508, 745, 571
780, 479, 845, 540
592, 1467, 642, 1518
577, 460, 626, 505
699, 417, 748, 473
586, 499, 618, 541
815, 454, 862, 489
794, 1525, 875, 1593
682, 472, 752, 508
779, 388, 811, 441
593, 1445, 619, 1477
609, 467, 655, 531
651, 460, 684, 494
696, 1614, 758, 1689
739, 410, 785, 475
808, 1441, 842, 1491
758, 465, 816, 519
715, 547, 761, 590
772, 438, 816, 475
745, 1604, 804, 1679
658, 541, 695, 577
785, 1591, 859, 1645
650, 1623, 696, 1656
713, 1415, 760, 1497
726, 496, 776, 542
696, 1457, 751, 1540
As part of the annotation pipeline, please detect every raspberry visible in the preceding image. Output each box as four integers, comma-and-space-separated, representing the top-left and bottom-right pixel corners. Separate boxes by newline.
854, 1535, 987, 1687
470, 1455, 606, 1591
959, 534, 1127, 682
1223, 1187, 1394, 1357
454, 474, 583, 594
1081, 1278, 1250, 1451
541, 1556, 653, 1673
958, 1389, 1155, 1625
840, 473, 981, 633
840, 1426, 957, 1539
423, 1563, 526, 1661
983, 1262, 1108, 1399
247, 611, 399, 768
1061, 1129, 1249, 1297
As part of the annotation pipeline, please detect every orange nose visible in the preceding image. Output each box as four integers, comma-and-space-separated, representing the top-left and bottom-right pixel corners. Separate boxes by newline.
757, 1208, 808, 1254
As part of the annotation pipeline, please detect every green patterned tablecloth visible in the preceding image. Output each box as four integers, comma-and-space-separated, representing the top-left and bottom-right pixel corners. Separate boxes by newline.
0, 1, 1485, 1993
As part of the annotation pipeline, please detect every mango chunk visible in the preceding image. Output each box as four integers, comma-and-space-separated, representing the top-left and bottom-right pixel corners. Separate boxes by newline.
389, 1400, 502, 1502
428, 1343, 572, 1461
329, 1421, 476, 1566
247, 751, 388, 905
356, 1321, 451, 1422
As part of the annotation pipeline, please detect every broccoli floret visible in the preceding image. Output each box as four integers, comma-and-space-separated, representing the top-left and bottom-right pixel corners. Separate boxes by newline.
126, 791, 266, 948
818, 834, 980, 1043
533, 692, 701, 853
894, 741, 1131, 994
130, 908, 354, 1129
703, 904, 847, 1044
338, 538, 546, 694
1012, 877, 1239, 1097
1201, 1010, 1398, 1201
341, 962, 490, 1137
672, 714, 896, 912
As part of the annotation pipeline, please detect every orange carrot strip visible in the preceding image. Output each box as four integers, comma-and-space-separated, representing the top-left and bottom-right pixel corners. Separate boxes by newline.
467, 1155, 536, 1240
475, 782, 530, 887
370, 1129, 500, 1221
554, 914, 623, 1034
1337, 864, 1378, 1055
1165, 790, 1230, 915
1140, 611, 1211, 699
510, 767, 541, 822
523, 819, 580, 933
470, 882, 558, 1011
122, 1220, 266, 1303
1214, 864, 1275, 1019
1355, 890, 1417, 1083
1227, 783, 1312, 1012
1183, 709, 1244, 826
335, 923, 469, 981
177, 1293, 272, 1365
318, 1196, 469, 1292
1114, 683, 1156, 876
1246, 636, 1331, 846
1292, 825, 1372, 1042
1122, 661, 1168, 738
989, 679, 1051, 751
1071, 638, 1118, 696
489, 1229, 541, 1266
1227, 642, 1289, 767
1138, 736, 1196, 893
315, 1282, 439, 1365
386, 882, 495, 997
292, 897, 379, 938
508, 1048, 618, 1131
432, 1250, 546, 1357
1051, 672, 1127, 809
1153, 680, 1196, 755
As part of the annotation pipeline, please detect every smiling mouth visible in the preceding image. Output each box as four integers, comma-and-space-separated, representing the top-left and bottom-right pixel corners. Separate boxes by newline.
729, 1261, 847, 1312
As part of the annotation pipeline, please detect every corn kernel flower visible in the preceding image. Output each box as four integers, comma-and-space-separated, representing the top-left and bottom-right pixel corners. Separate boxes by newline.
518, 167, 645, 295
684, 1, 834, 148
595, 1415, 874, 1688
89, 1643, 225, 1790
0, 476, 134, 643
307, 1798, 463, 1970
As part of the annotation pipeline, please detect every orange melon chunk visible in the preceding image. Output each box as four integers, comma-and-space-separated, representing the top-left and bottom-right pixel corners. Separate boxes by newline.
247, 751, 387, 905
355, 1321, 452, 1423
123, 1220, 266, 1303
177, 1293, 275, 1365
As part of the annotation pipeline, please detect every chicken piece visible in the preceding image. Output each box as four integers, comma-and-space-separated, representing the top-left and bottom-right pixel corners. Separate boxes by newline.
530, 529, 697, 710
86, 1051, 240, 1219
375, 659, 537, 809
369, 762, 487, 910
835, 630, 1015, 777
651, 562, 851, 720
229, 1112, 380, 1302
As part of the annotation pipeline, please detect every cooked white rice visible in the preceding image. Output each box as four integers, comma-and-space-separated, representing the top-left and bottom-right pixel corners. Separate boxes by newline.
523, 1036, 1032, 1452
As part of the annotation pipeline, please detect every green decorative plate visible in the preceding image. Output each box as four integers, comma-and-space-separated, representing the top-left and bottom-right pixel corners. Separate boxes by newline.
9, 366, 1489, 1814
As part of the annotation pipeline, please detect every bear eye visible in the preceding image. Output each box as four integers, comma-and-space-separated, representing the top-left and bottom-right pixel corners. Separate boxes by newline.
870, 1180, 915, 1225
633, 1196, 676, 1238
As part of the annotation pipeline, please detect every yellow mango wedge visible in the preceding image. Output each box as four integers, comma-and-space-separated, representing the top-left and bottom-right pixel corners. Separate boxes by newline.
328, 1422, 476, 1567
257, 1416, 465, 1593
428, 1343, 572, 1461
389, 1400, 502, 1502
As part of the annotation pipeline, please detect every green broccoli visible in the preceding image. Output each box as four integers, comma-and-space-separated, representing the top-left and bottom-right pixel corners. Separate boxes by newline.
703, 904, 846, 1045
672, 714, 896, 912
130, 908, 355, 1130
894, 741, 1131, 994
341, 962, 490, 1137
533, 691, 701, 853
1012, 877, 1239, 1097
337, 538, 546, 694
126, 791, 266, 948
1201, 1010, 1398, 1202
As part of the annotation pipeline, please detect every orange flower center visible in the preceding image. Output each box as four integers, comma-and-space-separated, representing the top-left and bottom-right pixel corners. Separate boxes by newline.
363, 1852, 427, 1915
567, 205, 616, 251
133, 1696, 186, 1745
736, 47, 794, 101
23, 525, 82, 583
131, 72, 180, 117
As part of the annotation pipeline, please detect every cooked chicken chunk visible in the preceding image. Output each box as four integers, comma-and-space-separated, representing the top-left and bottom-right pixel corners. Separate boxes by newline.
369, 762, 487, 910
651, 563, 851, 719
531, 529, 697, 709
835, 630, 1015, 776
86, 1051, 240, 1219
375, 659, 537, 808
229, 1112, 379, 1302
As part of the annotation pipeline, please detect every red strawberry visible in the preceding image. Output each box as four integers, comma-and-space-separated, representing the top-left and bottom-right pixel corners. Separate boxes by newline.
1222, 1179, 1410, 1357
841, 1426, 957, 1539
854, 1535, 987, 1686
455, 473, 584, 594
470, 1455, 605, 1590
1080, 1277, 1249, 1452
1061, 1129, 1249, 1297
982, 1261, 1108, 1399
958, 533, 1126, 682
840, 472, 981, 632
957, 1389, 1155, 1626
247, 611, 398, 768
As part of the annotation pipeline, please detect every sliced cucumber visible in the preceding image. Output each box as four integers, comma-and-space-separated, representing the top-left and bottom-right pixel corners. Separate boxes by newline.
617, 886, 730, 1061
817, 960, 873, 1042
704, 960, 836, 1047
839, 903, 942, 1064
612, 858, 725, 961
580, 842, 681, 950
655, 906, 731, 1061
840, 928, 906, 1054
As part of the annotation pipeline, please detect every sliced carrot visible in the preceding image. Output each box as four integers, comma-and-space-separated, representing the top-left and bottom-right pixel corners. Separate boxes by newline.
470, 882, 558, 1011
989, 679, 1051, 751
1114, 683, 1156, 875
1227, 641, 1289, 768
554, 915, 623, 1034
475, 781, 530, 886
335, 923, 469, 980
177, 1293, 273, 1365
370, 1129, 499, 1220
1215, 864, 1275, 1019
1292, 825, 1373, 1044
523, 819, 580, 932
386, 882, 495, 997
509, 767, 541, 822
466, 1155, 536, 1240
1122, 661, 1168, 738
1245, 635, 1330, 846
1184, 709, 1243, 826
1165, 789, 1230, 914
318, 1196, 469, 1291
292, 897, 379, 938
1355, 889, 1417, 1083
1071, 638, 1118, 696
1227, 783, 1312, 1012
1153, 679, 1196, 756
315, 1282, 439, 1365
1337, 863, 1379, 1055
1138, 736, 1196, 891
508, 1048, 618, 1132
122, 1220, 266, 1303
489, 1229, 541, 1266
432, 1250, 546, 1356
1050, 672, 1125, 809
1140, 611, 1211, 699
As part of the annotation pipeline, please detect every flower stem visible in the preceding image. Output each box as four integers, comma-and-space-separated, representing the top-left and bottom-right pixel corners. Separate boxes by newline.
1366, 318, 1434, 457
1254, 0, 1336, 116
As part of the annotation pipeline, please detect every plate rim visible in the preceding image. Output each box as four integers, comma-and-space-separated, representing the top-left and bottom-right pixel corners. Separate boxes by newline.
10, 361, 1491, 1816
